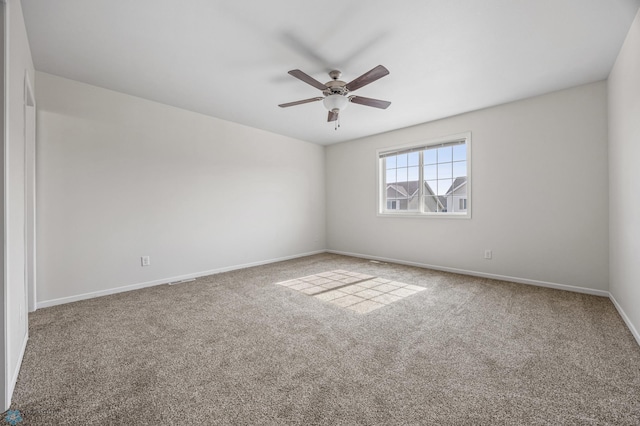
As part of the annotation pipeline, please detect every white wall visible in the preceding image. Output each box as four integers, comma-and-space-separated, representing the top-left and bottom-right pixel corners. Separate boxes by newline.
36, 72, 325, 305
326, 81, 609, 293
2, 0, 34, 410
608, 9, 640, 344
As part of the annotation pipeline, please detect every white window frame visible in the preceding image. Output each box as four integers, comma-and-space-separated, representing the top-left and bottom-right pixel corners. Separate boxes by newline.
377, 132, 472, 218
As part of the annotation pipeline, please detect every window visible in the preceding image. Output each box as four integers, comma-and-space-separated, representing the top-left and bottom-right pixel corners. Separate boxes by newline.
378, 132, 471, 217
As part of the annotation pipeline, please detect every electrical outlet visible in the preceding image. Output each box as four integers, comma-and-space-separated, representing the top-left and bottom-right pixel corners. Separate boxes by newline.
141, 256, 151, 266
484, 250, 492, 260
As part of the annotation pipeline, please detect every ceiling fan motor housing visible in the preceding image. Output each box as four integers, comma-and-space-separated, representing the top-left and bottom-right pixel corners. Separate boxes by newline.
324, 79, 348, 96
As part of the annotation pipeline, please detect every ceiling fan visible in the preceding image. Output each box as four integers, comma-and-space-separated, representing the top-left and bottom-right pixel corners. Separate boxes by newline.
278, 65, 391, 125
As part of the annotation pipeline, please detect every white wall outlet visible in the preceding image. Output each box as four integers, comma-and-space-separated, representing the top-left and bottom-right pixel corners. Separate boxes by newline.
484, 250, 492, 260
141, 256, 151, 266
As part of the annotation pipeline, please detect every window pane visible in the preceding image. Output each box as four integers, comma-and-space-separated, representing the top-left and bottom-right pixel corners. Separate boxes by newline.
425, 180, 437, 195
452, 180, 467, 196
438, 179, 453, 195
453, 161, 466, 178
386, 156, 396, 169
423, 195, 440, 212
380, 135, 469, 216
438, 163, 452, 179
408, 166, 419, 181
386, 169, 396, 183
424, 149, 437, 165
405, 195, 419, 211
408, 151, 419, 166
452, 196, 467, 211
437, 146, 452, 162
424, 165, 437, 180
397, 167, 408, 182
453, 144, 466, 161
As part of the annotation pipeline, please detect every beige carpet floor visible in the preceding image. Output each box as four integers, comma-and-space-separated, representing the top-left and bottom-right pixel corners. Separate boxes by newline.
8, 253, 640, 425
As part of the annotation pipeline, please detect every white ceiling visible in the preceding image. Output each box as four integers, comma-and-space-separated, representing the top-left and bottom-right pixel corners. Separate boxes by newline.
21, 0, 640, 145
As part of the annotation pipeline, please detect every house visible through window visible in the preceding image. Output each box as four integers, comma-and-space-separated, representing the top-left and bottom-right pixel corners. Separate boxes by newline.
378, 133, 471, 217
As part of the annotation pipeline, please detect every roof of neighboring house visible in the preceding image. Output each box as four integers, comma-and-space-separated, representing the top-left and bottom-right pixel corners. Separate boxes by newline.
387, 184, 410, 197
387, 181, 445, 211
445, 177, 467, 195
387, 181, 420, 197
387, 181, 435, 198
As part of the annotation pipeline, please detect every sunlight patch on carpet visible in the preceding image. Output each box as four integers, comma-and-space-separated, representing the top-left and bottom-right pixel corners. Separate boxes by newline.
276, 270, 425, 313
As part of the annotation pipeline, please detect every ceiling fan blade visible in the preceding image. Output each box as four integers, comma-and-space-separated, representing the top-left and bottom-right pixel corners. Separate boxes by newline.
349, 96, 391, 109
328, 110, 339, 122
345, 65, 389, 92
288, 70, 327, 91
280, 32, 332, 73
278, 97, 324, 108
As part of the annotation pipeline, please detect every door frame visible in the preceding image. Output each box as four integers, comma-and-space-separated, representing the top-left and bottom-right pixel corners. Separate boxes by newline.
24, 70, 35, 312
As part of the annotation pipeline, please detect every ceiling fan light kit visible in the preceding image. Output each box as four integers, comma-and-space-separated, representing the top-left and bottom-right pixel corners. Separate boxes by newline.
323, 94, 349, 112
279, 65, 391, 129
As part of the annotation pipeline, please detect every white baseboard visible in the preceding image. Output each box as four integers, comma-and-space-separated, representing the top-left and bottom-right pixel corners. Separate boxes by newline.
35, 249, 637, 348
6, 332, 28, 409
609, 293, 640, 347
36, 250, 326, 309
27, 249, 640, 355
332, 250, 638, 347
327, 250, 610, 297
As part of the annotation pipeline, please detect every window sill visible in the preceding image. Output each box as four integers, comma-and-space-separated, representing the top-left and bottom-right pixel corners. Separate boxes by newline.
377, 212, 471, 219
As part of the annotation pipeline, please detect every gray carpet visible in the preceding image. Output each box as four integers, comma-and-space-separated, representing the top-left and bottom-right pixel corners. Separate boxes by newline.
8, 253, 640, 425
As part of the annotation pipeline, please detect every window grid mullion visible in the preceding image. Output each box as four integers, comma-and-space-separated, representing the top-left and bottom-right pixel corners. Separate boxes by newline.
419, 151, 424, 213
382, 158, 387, 211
